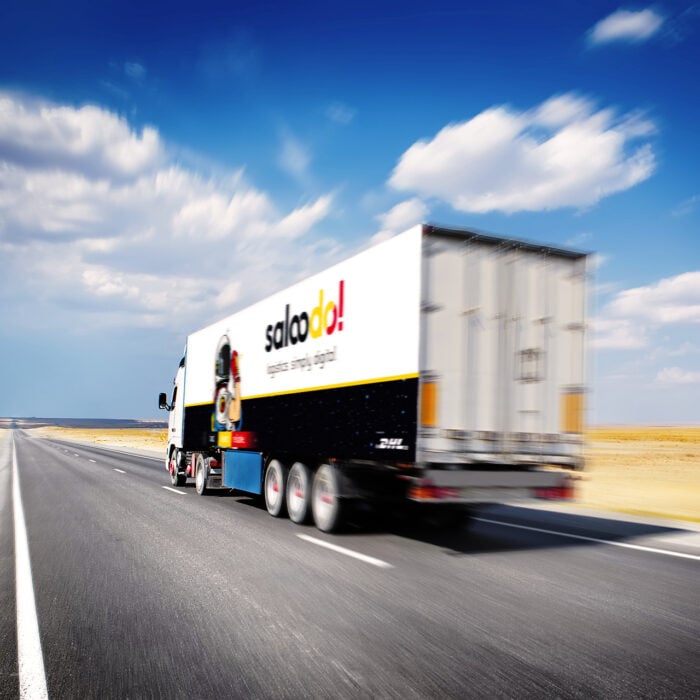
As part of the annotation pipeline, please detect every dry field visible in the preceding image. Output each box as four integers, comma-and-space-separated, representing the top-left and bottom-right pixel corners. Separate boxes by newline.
32, 426, 168, 453
27, 425, 700, 523
580, 427, 700, 522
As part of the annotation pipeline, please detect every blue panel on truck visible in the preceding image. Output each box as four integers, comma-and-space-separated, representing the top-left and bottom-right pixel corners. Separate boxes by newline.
223, 450, 263, 494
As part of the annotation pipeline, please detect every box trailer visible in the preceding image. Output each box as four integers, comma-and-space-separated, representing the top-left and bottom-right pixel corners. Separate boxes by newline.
158, 224, 586, 532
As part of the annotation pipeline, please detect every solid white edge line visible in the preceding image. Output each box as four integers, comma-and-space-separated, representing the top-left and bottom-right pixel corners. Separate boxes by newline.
162, 486, 186, 495
297, 534, 393, 569
112, 468, 126, 474
474, 517, 700, 562
12, 436, 50, 699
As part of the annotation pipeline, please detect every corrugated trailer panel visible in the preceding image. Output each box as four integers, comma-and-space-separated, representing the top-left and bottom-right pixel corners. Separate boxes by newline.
418, 228, 586, 468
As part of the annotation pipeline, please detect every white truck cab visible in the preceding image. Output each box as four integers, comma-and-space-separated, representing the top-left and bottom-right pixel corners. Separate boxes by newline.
159, 356, 185, 483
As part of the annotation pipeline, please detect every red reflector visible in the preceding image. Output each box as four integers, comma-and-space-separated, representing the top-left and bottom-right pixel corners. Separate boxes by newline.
230, 431, 256, 448
535, 484, 574, 500
408, 485, 460, 500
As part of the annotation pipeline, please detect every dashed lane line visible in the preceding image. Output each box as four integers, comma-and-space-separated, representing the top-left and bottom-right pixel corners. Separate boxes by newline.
12, 435, 50, 699
297, 534, 393, 569
162, 486, 186, 495
113, 468, 126, 474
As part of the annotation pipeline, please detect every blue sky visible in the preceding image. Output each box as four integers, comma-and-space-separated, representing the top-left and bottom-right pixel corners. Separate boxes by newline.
0, 1, 698, 423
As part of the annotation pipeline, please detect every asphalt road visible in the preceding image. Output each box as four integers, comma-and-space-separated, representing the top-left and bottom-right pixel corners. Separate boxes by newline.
1, 429, 699, 699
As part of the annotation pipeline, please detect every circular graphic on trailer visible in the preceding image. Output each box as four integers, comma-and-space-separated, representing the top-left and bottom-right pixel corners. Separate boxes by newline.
215, 335, 231, 384
213, 335, 242, 431
214, 384, 229, 427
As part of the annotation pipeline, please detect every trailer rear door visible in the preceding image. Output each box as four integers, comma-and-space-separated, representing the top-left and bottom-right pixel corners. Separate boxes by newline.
418, 228, 586, 468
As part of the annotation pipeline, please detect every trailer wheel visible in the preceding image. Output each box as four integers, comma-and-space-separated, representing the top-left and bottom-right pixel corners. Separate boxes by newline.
312, 464, 344, 533
264, 459, 287, 517
169, 449, 186, 487
195, 454, 209, 496
287, 462, 312, 524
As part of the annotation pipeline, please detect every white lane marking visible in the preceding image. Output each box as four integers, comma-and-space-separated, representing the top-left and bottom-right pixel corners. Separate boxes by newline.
113, 468, 126, 474
89, 459, 97, 464
297, 534, 393, 569
73, 453, 79, 457
475, 517, 700, 562
12, 437, 50, 699
162, 486, 186, 495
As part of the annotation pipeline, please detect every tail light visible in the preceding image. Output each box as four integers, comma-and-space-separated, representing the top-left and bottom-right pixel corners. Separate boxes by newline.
534, 483, 575, 500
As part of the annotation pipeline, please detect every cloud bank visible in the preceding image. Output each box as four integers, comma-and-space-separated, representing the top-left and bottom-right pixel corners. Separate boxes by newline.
591, 270, 700, 350
0, 91, 338, 332
389, 93, 655, 214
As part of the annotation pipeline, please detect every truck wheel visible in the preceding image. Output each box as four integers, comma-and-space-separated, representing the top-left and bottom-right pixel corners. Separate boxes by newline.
195, 453, 209, 495
287, 462, 311, 524
264, 459, 287, 517
312, 464, 344, 533
169, 449, 186, 487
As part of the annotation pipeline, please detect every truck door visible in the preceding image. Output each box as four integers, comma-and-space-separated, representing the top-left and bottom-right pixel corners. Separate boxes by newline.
169, 365, 185, 449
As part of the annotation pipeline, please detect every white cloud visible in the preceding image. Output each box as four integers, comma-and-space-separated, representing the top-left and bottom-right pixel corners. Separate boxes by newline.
592, 270, 700, 357
274, 194, 334, 239
588, 8, 665, 45
607, 271, 700, 324
370, 198, 428, 246
590, 318, 648, 349
377, 198, 428, 233
172, 187, 275, 240
278, 130, 311, 180
0, 90, 340, 332
656, 367, 700, 384
589, 253, 609, 271
0, 92, 162, 178
565, 231, 592, 248
389, 93, 655, 214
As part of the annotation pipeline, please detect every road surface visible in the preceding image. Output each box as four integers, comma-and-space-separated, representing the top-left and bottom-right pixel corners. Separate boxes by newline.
1, 429, 699, 698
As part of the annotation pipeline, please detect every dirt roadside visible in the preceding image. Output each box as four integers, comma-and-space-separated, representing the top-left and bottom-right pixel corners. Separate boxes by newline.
27, 425, 700, 523
579, 427, 700, 522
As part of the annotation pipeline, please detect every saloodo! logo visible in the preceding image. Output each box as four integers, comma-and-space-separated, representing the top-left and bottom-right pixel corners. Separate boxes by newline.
264, 280, 345, 352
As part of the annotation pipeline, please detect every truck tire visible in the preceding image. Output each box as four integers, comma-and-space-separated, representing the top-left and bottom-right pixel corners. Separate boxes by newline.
264, 459, 287, 517
169, 449, 186, 487
287, 462, 311, 524
195, 453, 209, 495
312, 463, 344, 533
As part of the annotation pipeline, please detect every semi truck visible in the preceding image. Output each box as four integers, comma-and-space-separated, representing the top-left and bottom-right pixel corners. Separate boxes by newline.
158, 224, 587, 532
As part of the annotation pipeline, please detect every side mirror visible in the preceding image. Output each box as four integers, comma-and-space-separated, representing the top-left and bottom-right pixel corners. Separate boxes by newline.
158, 392, 170, 411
